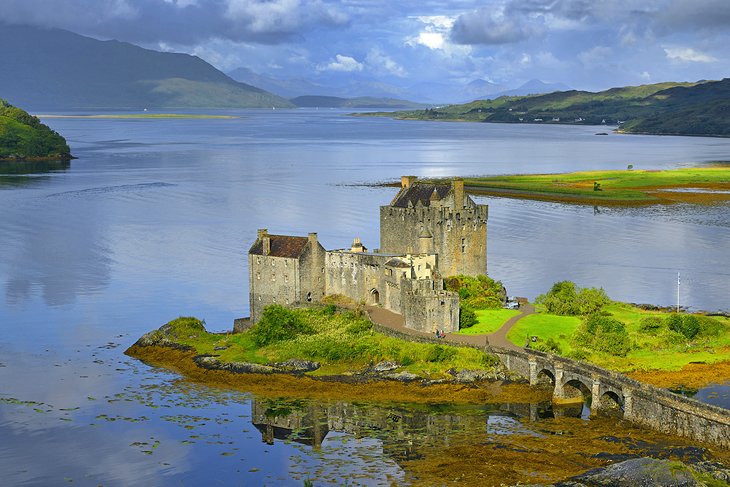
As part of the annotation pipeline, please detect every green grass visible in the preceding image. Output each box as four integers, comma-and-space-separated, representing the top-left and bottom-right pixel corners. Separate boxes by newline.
507, 313, 582, 351
154, 307, 498, 378
506, 302, 730, 372
457, 309, 520, 335
453, 167, 730, 205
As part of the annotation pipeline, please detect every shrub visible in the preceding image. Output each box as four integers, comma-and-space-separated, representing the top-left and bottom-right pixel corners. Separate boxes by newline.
250, 305, 312, 346
638, 316, 664, 334
697, 315, 724, 337
346, 318, 372, 335
322, 304, 337, 316
666, 314, 700, 340
459, 305, 478, 328
533, 337, 562, 354
566, 348, 589, 361
536, 281, 610, 316
445, 274, 505, 309
426, 345, 457, 363
573, 314, 631, 356
160, 316, 206, 339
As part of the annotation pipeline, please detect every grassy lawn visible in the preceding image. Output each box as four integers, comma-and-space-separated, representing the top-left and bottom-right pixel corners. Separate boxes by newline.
457, 308, 521, 335
453, 167, 730, 205
506, 313, 582, 351
506, 302, 730, 373
145, 307, 498, 378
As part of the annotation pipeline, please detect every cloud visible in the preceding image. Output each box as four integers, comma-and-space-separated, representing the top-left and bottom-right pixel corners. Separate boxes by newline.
655, 0, 730, 32
318, 54, 363, 72
664, 47, 718, 63
366, 48, 407, 77
450, 6, 545, 45
0, 0, 349, 45
406, 15, 454, 50
578, 46, 613, 67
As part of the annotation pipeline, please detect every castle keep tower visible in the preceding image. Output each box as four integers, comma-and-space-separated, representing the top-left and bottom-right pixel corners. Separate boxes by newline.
379, 177, 488, 277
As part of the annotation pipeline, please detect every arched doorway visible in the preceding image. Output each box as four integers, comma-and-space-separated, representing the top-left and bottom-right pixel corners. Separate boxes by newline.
370, 288, 380, 305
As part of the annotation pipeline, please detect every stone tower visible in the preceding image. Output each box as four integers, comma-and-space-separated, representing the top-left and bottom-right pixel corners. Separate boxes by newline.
379, 176, 488, 277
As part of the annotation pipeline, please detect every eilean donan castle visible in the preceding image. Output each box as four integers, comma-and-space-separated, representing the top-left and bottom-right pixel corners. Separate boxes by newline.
248, 177, 488, 332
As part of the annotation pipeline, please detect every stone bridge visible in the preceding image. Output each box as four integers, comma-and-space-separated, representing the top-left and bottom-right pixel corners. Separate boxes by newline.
490, 346, 730, 449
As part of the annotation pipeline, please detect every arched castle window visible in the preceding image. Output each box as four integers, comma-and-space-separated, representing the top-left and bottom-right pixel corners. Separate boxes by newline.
461, 238, 466, 253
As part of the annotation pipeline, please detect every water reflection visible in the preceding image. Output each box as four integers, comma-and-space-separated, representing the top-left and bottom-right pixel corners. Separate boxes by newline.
0, 159, 70, 188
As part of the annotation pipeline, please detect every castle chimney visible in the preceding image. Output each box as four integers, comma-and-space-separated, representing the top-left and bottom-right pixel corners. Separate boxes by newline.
258, 228, 271, 256
452, 178, 465, 209
401, 175, 417, 189
308, 232, 318, 248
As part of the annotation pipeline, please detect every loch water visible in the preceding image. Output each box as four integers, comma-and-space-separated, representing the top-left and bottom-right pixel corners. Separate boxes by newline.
1, 110, 729, 485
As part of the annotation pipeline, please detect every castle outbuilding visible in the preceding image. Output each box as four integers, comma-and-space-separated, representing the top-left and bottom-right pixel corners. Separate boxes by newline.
248, 177, 488, 332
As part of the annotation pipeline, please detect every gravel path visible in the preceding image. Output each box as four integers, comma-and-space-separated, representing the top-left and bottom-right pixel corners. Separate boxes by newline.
366, 303, 535, 351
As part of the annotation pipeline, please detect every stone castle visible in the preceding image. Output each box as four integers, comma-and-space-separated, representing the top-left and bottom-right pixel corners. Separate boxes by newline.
248, 176, 488, 332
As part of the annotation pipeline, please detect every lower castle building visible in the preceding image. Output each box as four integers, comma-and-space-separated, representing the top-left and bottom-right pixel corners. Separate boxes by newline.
248, 177, 488, 332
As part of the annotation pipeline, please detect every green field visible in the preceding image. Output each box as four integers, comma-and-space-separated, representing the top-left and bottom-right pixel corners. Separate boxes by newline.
507, 302, 730, 372
457, 308, 521, 335
452, 167, 730, 205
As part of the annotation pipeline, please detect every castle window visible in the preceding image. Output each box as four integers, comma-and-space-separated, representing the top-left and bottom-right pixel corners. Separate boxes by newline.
307, 292, 312, 302
461, 238, 466, 253
257, 257, 261, 264
285, 275, 289, 283
271, 273, 276, 282
284, 260, 288, 267
456, 213, 461, 221
256, 272, 261, 280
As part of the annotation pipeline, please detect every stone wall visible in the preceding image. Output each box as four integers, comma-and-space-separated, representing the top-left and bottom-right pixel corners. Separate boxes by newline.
379, 203, 488, 277
401, 279, 460, 332
325, 252, 397, 308
249, 254, 300, 323
297, 236, 327, 305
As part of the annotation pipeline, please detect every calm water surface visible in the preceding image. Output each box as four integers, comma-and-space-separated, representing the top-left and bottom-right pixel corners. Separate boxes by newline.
1, 110, 729, 485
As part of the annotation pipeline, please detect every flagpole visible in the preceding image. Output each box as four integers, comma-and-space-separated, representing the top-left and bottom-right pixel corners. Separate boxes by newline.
677, 271, 680, 313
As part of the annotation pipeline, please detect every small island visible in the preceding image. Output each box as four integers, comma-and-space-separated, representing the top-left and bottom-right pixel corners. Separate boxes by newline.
0, 99, 71, 161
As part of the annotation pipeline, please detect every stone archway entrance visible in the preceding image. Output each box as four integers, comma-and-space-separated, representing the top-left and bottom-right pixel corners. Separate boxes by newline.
370, 288, 380, 305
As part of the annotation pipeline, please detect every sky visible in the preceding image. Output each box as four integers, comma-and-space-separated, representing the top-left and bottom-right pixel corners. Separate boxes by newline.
1, 0, 730, 94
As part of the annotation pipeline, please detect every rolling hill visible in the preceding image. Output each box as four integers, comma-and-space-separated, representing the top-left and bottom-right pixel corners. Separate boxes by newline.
0, 24, 292, 110
0, 99, 71, 160
370, 79, 730, 137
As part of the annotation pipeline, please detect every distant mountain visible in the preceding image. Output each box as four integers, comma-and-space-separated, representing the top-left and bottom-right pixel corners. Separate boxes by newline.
0, 99, 70, 160
290, 96, 427, 109
227, 67, 330, 99
0, 24, 292, 110
366, 79, 730, 137
227, 66, 564, 105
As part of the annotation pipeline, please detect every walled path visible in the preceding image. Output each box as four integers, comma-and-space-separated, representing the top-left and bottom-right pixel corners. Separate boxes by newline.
365, 303, 534, 351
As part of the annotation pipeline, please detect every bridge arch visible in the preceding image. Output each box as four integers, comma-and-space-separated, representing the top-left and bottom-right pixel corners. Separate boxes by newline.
563, 379, 592, 402
536, 368, 555, 386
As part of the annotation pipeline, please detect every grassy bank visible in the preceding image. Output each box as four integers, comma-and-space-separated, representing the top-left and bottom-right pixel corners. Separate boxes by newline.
132, 305, 500, 380
441, 167, 730, 205
507, 301, 730, 375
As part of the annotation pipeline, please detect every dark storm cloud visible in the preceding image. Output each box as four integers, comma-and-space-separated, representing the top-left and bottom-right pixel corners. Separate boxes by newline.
0, 0, 349, 45
450, 5, 545, 45
655, 0, 730, 32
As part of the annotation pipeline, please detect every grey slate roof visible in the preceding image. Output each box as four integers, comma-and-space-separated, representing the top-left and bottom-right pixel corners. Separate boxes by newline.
390, 184, 450, 208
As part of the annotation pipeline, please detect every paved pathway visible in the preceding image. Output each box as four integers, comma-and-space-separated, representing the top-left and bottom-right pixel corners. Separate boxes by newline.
365, 303, 534, 351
